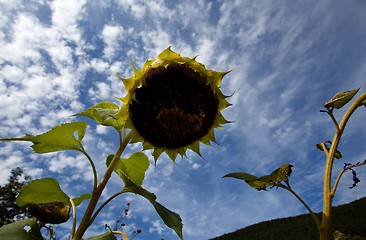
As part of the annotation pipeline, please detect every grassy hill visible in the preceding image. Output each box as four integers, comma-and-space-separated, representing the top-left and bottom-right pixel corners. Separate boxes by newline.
210, 197, 366, 240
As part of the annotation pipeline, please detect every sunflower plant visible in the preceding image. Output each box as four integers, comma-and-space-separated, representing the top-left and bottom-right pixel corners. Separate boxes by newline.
224, 88, 366, 240
0, 47, 233, 240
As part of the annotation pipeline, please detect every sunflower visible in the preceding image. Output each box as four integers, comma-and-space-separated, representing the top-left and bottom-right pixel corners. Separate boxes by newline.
116, 47, 232, 162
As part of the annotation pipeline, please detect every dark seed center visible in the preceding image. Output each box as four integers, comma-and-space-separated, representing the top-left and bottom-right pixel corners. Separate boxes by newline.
129, 63, 218, 149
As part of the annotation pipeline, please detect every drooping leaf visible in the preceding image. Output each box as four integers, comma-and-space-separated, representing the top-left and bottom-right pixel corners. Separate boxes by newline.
72, 193, 92, 207
223, 164, 294, 191
323, 88, 360, 109
152, 201, 183, 240
119, 171, 157, 202
0, 122, 87, 154
222, 172, 258, 182
223, 172, 267, 191
16, 178, 70, 208
0, 218, 43, 240
316, 142, 343, 159
85, 232, 117, 240
72, 102, 125, 131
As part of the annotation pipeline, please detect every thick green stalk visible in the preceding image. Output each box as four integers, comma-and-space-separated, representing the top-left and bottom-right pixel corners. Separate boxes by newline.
320, 91, 366, 240
73, 131, 132, 240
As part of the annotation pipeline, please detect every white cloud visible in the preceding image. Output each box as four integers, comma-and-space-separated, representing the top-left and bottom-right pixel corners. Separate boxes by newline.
101, 25, 124, 61
96, 125, 109, 135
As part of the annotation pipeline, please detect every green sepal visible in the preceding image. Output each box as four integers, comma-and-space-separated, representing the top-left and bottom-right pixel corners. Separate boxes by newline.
323, 88, 360, 109
0, 218, 43, 240
0, 122, 87, 154
16, 178, 70, 208
223, 164, 294, 191
85, 232, 117, 240
72, 102, 125, 131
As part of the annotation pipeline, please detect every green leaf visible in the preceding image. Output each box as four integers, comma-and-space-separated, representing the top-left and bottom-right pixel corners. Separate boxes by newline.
72, 102, 125, 131
323, 88, 360, 109
0, 218, 43, 240
0, 122, 87, 154
16, 178, 70, 208
85, 232, 117, 240
72, 193, 91, 207
116, 152, 150, 186
152, 201, 183, 240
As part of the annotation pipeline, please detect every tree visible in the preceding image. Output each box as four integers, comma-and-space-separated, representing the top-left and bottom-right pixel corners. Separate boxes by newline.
0, 167, 31, 227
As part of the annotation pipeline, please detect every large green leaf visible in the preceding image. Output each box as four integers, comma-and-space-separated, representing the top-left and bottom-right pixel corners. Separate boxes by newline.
0, 122, 87, 154
223, 164, 293, 191
16, 178, 70, 208
0, 218, 43, 240
323, 88, 360, 109
108, 152, 149, 186
72, 102, 125, 131
85, 232, 117, 240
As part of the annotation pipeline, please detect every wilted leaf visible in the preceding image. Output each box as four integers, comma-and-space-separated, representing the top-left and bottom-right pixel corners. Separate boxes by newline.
269, 164, 293, 183
85, 232, 117, 240
73, 102, 125, 131
323, 88, 360, 109
0, 122, 87, 154
16, 178, 70, 208
316, 142, 343, 159
0, 219, 43, 240
72, 193, 92, 206
361, 99, 366, 108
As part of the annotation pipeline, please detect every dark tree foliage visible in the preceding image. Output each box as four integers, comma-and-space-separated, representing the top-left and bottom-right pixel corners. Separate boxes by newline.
0, 167, 31, 227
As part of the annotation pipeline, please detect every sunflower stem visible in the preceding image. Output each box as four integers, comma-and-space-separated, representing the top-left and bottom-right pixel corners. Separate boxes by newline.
73, 131, 132, 240
320, 91, 366, 240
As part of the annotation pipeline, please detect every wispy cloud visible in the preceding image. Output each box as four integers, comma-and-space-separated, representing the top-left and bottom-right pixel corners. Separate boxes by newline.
1, 0, 366, 240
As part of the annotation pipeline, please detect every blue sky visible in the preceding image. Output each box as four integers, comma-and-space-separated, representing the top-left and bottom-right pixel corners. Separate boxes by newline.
1, 0, 366, 239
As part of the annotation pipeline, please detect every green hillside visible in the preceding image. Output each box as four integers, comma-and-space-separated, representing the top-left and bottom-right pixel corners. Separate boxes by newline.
211, 197, 366, 240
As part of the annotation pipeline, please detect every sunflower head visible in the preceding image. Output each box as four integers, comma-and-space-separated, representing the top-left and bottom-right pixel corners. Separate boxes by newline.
116, 47, 233, 163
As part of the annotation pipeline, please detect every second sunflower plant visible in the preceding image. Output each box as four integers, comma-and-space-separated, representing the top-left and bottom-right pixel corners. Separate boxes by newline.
0, 47, 233, 240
